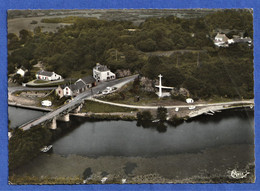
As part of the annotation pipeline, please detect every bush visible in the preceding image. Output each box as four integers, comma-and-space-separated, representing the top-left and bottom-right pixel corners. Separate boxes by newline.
156, 107, 167, 121
137, 110, 152, 122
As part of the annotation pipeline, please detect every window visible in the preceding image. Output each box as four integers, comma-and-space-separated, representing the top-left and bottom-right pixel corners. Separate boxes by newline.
107, 72, 109, 75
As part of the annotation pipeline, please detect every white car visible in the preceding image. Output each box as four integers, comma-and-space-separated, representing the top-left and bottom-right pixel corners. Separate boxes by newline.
102, 90, 110, 95
106, 87, 113, 91
41, 100, 52, 107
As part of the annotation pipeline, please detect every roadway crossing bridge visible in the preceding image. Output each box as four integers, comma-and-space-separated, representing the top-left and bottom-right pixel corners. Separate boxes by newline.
18, 75, 138, 131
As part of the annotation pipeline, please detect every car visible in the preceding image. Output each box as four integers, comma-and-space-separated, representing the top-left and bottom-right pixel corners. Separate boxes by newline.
106, 87, 112, 91
102, 90, 110, 95
112, 87, 117, 91
97, 91, 102, 94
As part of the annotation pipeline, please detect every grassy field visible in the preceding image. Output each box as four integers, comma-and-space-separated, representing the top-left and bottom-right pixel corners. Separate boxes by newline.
81, 100, 137, 113
33, 79, 48, 84
9, 175, 82, 185
99, 82, 176, 106
208, 96, 241, 103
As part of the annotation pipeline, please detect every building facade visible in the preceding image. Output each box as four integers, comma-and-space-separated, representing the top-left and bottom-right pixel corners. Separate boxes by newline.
36, 70, 62, 81
93, 63, 115, 82
56, 76, 96, 98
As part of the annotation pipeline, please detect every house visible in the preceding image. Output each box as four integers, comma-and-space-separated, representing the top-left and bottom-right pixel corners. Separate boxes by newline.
56, 76, 96, 98
36, 70, 62, 81
16, 67, 28, 77
233, 36, 252, 45
214, 33, 229, 47
93, 63, 115, 82
76, 76, 96, 88
55, 85, 64, 98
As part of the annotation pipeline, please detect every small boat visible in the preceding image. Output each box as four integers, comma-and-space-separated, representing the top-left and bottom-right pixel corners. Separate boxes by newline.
152, 119, 160, 123
40, 145, 53, 153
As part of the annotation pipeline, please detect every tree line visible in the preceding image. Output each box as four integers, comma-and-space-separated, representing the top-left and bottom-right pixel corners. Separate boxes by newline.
8, 9, 253, 99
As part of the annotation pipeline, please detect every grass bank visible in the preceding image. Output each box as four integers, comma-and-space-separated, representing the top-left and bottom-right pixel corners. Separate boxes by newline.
81, 100, 138, 113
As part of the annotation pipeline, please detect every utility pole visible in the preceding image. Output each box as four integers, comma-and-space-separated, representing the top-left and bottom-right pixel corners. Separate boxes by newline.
197, 52, 200, 67
158, 74, 163, 98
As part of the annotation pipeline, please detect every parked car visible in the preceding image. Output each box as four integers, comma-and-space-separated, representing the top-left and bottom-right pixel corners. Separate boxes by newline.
106, 87, 112, 91
102, 90, 110, 95
97, 91, 102, 94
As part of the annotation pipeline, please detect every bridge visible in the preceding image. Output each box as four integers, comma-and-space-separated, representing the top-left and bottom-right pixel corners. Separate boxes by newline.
18, 75, 138, 131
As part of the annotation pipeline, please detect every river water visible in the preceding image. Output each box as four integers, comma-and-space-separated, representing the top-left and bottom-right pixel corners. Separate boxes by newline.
53, 109, 254, 157
8, 106, 47, 128
9, 106, 255, 182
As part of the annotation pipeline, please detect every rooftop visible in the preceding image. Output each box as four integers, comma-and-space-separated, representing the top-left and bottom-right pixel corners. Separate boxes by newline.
81, 76, 96, 84
94, 64, 109, 72
37, 70, 53, 77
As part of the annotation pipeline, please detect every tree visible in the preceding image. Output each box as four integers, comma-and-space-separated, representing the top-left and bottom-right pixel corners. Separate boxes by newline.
156, 107, 167, 121
137, 111, 152, 122
19, 29, 32, 44
137, 38, 157, 52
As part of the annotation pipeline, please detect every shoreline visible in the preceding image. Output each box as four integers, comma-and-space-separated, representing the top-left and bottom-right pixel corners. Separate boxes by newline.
8, 100, 254, 123
10, 144, 255, 184
8, 102, 53, 112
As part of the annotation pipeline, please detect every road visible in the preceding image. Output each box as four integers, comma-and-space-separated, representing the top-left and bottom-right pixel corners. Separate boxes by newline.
8, 86, 56, 94
19, 75, 138, 131
88, 98, 254, 109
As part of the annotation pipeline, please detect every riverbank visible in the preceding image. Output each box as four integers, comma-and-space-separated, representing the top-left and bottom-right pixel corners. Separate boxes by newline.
8, 100, 254, 123
8, 102, 52, 112
10, 144, 255, 184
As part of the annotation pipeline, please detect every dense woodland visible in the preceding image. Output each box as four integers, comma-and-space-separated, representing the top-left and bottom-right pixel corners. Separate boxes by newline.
8, 9, 253, 99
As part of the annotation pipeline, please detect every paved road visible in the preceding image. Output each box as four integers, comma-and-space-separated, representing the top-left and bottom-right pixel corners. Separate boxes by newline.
19, 75, 138, 131
90, 98, 254, 109
26, 79, 64, 86
8, 86, 56, 94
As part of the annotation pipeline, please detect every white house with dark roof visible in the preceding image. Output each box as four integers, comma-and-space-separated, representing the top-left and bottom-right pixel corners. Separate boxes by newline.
16, 67, 28, 77
36, 70, 62, 81
93, 63, 115, 82
214, 33, 229, 47
56, 76, 96, 98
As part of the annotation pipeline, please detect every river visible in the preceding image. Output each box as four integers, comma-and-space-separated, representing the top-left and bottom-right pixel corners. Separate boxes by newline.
53, 109, 254, 157
9, 107, 255, 183
8, 106, 47, 128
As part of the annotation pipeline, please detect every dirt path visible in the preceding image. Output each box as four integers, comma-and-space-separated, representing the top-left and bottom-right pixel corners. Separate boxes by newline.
8, 93, 38, 106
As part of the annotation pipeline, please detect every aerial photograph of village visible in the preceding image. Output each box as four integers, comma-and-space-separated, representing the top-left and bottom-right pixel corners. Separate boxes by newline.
7, 9, 254, 184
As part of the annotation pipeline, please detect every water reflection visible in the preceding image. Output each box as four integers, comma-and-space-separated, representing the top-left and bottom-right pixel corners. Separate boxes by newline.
52, 109, 254, 157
